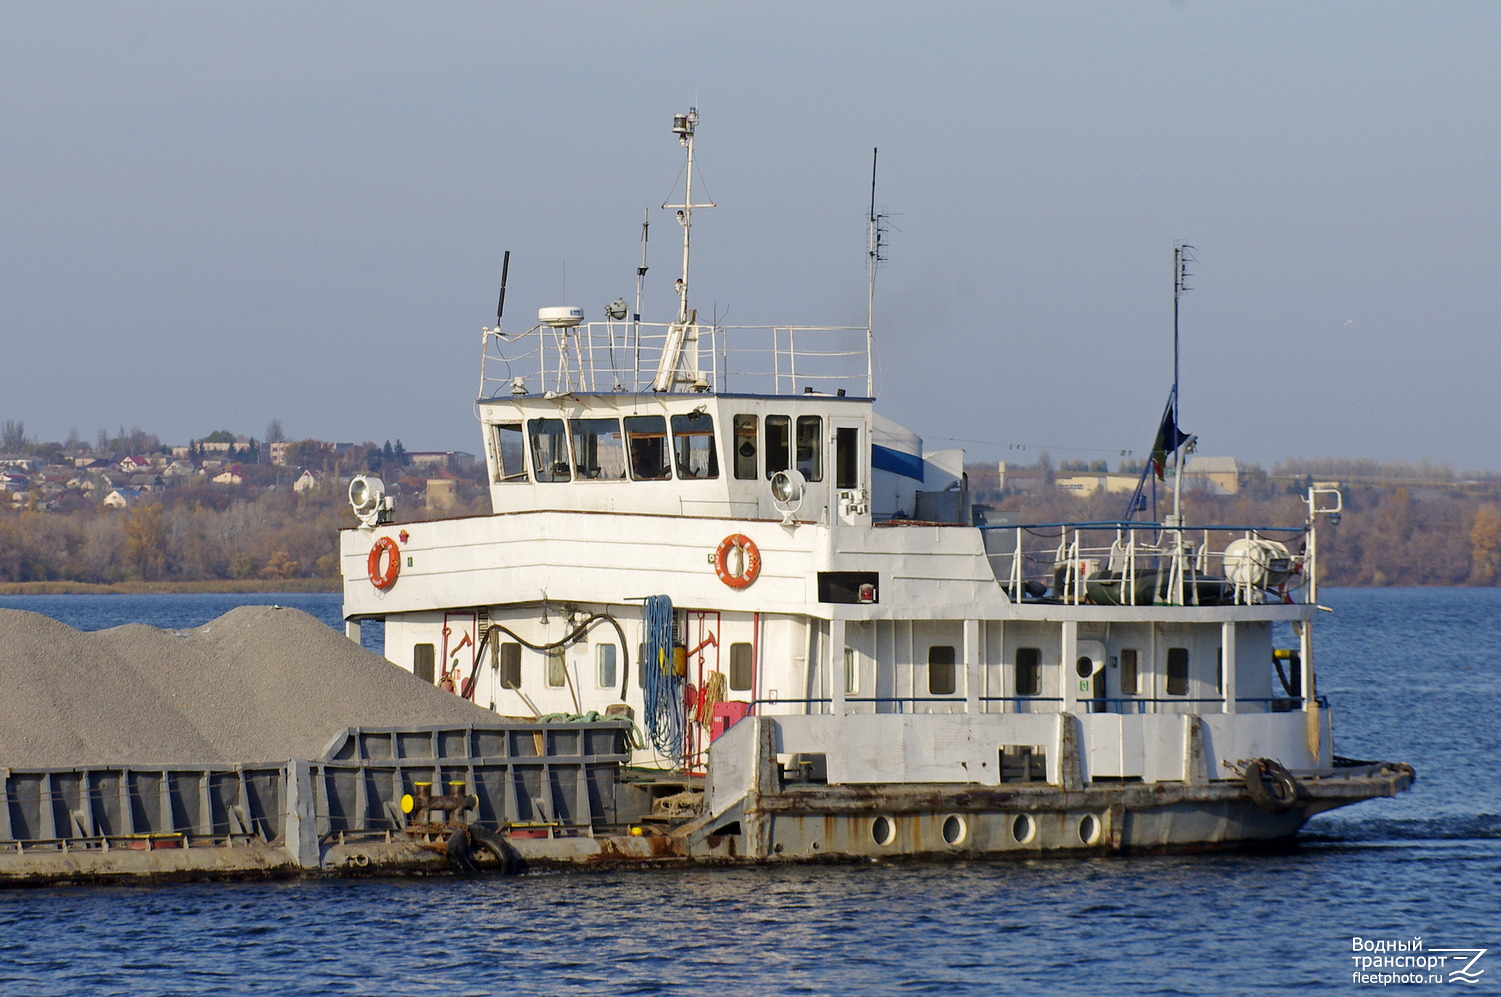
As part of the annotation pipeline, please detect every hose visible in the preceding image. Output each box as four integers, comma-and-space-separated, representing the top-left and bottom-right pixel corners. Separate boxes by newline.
641, 595, 683, 760
466, 613, 634, 704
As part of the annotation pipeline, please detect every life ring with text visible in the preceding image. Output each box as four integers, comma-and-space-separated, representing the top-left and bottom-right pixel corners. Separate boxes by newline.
1244, 757, 1300, 813
368, 537, 400, 590
714, 534, 761, 589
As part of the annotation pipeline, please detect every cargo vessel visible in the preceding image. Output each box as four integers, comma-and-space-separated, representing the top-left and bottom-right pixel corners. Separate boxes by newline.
335, 108, 1413, 867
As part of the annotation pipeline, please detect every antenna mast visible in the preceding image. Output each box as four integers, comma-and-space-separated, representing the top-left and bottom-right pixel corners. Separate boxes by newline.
866, 148, 887, 398
634, 209, 649, 390
653, 108, 716, 392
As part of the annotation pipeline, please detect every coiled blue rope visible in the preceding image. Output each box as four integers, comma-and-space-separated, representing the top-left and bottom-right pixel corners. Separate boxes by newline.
642, 594, 683, 759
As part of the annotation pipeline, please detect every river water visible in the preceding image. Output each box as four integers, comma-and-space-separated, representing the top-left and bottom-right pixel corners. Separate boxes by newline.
0, 588, 1496, 995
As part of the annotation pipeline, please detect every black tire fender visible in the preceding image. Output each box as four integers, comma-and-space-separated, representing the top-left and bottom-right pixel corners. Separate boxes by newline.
1244, 757, 1300, 813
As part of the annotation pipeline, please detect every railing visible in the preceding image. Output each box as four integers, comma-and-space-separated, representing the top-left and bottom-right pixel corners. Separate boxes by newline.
479, 321, 872, 398
749, 694, 1323, 715
980, 520, 1313, 606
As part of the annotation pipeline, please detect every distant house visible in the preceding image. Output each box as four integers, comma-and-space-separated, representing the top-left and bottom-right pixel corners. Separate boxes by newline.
408, 451, 476, 471
0, 456, 44, 472
128, 473, 166, 492
103, 487, 141, 509
163, 459, 197, 479
292, 468, 321, 493
212, 467, 245, 486
1180, 456, 1241, 495
118, 455, 152, 474
0, 472, 29, 493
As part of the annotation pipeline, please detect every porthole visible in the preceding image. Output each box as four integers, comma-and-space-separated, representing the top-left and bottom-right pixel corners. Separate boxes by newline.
1011, 814, 1036, 844
871, 815, 897, 846
942, 814, 967, 846
1078, 813, 1102, 845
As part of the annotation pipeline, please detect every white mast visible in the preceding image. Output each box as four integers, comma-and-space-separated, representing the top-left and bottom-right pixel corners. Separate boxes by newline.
653, 107, 716, 392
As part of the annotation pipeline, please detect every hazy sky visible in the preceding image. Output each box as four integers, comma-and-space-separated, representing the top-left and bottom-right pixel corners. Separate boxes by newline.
4, 3, 1498, 471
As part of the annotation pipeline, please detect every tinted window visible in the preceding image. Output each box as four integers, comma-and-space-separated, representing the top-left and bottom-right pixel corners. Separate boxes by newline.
796, 416, 822, 481
1167, 647, 1190, 696
570, 418, 627, 480
493, 423, 526, 482
624, 416, 671, 480
729, 642, 753, 691
499, 643, 521, 689
528, 418, 570, 482
1016, 647, 1042, 697
671, 411, 719, 479
928, 645, 956, 695
765, 415, 791, 477
733, 414, 758, 479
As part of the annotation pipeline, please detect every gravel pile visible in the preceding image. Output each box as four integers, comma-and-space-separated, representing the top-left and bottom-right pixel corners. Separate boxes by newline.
0, 605, 498, 768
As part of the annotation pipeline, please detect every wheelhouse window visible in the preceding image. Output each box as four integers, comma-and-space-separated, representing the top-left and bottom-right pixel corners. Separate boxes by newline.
528, 418, 570, 482
733, 414, 758, 479
569, 418, 627, 480
1166, 647, 1190, 696
796, 416, 823, 482
492, 423, 526, 483
765, 415, 791, 478
671, 412, 719, 479
835, 426, 859, 489
624, 416, 671, 481
928, 645, 956, 696
1015, 647, 1042, 697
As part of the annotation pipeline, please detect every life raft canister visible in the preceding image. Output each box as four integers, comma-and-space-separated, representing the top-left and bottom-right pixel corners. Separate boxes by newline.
714, 534, 761, 589
368, 536, 400, 590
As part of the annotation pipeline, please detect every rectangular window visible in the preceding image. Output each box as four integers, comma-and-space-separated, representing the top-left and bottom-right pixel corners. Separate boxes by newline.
764, 415, 791, 478
1166, 647, 1190, 696
492, 423, 526, 482
732, 414, 758, 480
843, 646, 858, 695
928, 645, 956, 695
597, 644, 618, 689
527, 418, 570, 482
835, 426, 859, 489
1119, 648, 1139, 696
624, 416, 671, 480
637, 643, 647, 688
729, 641, 753, 692
545, 647, 567, 688
671, 412, 719, 479
796, 416, 823, 481
413, 643, 435, 684
1015, 647, 1042, 697
1216, 647, 1223, 694
499, 642, 521, 689
569, 418, 627, 480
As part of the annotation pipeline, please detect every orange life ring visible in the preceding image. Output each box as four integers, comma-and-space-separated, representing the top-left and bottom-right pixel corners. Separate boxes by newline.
714, 534, 761, 589
368, 537, 400, 590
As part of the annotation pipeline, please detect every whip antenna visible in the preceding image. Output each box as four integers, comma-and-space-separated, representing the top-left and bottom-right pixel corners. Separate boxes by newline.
496, 250, 511, 325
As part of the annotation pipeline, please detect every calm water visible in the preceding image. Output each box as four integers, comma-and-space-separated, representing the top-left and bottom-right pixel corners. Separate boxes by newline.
0, 589, 1497, 995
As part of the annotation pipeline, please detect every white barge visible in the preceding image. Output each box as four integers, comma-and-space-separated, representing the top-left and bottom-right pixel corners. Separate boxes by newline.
338, 109, 1412, 867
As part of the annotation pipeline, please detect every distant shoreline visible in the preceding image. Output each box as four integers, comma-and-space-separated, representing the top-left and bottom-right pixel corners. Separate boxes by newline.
0, 579, 341, 596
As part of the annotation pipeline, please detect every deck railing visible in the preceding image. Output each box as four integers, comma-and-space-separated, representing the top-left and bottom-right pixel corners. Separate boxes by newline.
979, 521, 1313, 606
480, 321, 872, 398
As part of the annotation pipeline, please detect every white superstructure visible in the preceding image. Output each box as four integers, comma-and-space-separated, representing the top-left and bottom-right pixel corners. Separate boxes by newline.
340, 110, 1411, 861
